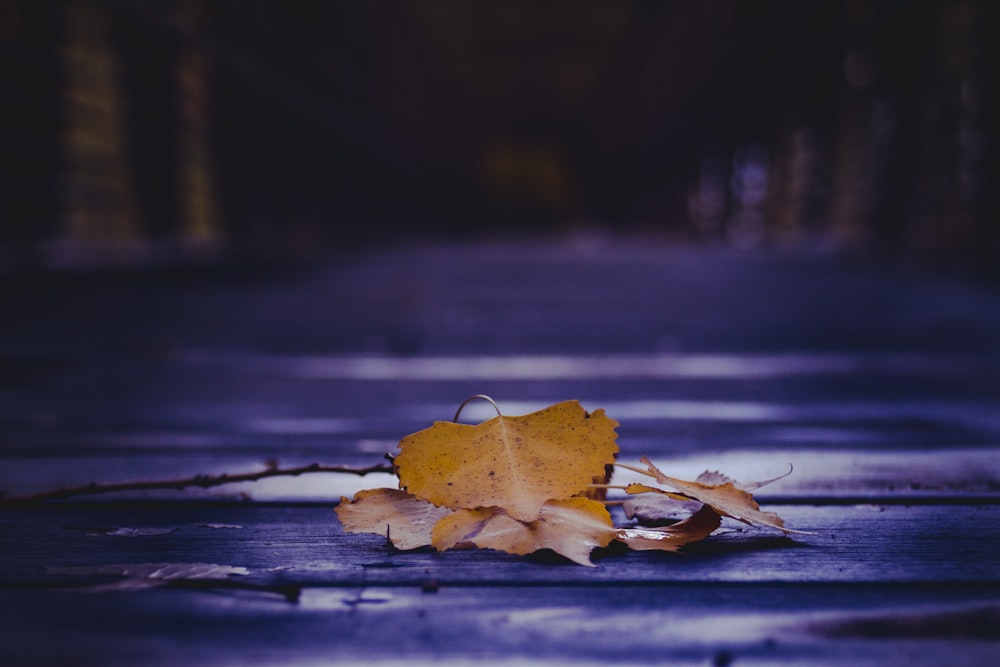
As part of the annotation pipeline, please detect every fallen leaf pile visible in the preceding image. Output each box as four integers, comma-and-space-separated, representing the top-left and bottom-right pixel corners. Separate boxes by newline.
336, 398, 804, 566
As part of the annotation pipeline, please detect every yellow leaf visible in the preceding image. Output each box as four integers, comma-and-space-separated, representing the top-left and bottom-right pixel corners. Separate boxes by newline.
634, 457, 804, 533
395, 400, 619, 522
431, 497, 615, 567
335, 488, 453, 550
615, 505, 722, 552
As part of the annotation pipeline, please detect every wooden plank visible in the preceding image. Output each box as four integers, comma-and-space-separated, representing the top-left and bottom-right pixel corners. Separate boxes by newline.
5, 243, 1000, 360
3, 240, 999, 665
2, 504, 998, 587
0, 584, 997, 666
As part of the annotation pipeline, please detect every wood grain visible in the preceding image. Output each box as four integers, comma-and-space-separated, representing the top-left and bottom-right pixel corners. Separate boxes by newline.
2, 504, 997, 587
2, 239, 999, 664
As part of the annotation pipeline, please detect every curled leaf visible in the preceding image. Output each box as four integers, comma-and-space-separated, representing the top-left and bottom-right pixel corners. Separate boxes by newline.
634, 457, 805, 534
622, 493, 703, 525
395, 400, 619, 522
615, 505, 723, 552
694, 470, 734, 486
697, 465, 793, 491
431, 497, 615, 567
623, 482, 688, 502
336, 488, 454, 550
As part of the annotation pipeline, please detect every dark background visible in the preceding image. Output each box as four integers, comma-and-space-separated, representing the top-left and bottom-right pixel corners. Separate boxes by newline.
1, 0, 998, 273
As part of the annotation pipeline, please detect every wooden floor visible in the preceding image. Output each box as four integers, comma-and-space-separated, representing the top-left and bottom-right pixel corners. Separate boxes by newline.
1, 236, 998, 665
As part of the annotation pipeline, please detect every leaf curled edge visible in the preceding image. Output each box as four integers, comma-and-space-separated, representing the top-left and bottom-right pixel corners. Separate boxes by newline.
615, 505, 722, 552
634, 457, 811, 534
431, 497, 615, 567
336, 488, 453, 550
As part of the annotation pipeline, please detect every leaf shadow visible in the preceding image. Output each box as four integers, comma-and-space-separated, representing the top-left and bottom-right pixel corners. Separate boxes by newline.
592, 533, 812, 563
680, 534, 811, 557
522, 549, 584, 567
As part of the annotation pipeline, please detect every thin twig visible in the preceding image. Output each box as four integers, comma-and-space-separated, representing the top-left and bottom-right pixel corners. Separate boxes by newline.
0, 462, 395, 506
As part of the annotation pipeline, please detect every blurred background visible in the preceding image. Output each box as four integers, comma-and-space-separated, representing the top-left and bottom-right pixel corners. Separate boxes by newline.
1, 0, 998, 274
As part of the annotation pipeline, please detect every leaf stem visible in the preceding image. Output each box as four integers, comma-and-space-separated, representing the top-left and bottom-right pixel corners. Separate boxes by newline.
452, 394, 502, 422
613, 462, 657, 478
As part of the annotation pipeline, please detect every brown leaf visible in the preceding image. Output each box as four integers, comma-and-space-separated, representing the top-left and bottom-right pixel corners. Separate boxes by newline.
336, 488, 454, 550
697, 466, 793, 491
615, 505, 723, 552
623, 482, 689, 502
431, 497, 615, 567
622, 492, 703, 525
632, 457, 806, 534
395, 400, 619, 522
694, 470, 734, 486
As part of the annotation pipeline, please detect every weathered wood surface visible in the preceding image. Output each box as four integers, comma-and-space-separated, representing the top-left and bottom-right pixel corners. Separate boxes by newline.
1, 238, 999, 665
1, 584, 998, 666
2, 504, 998, 586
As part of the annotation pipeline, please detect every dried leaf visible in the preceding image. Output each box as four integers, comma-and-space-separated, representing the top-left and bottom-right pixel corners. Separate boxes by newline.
697, 466, 793, 491
431, 497, 615, 567
336, 398, 805, 566
615, 505, 723, 552
634, 457, 802, 534
694, 470, 734, 486
622, 493, 703, 525
583, 463, 615, 502
395, 400, 619, 521
336, 488, 454, 550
